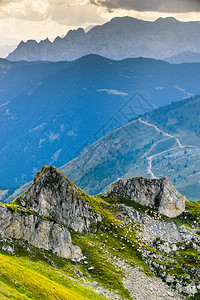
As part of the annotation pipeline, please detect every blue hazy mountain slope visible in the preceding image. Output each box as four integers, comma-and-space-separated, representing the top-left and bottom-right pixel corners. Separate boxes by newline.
2, 96, 200, 202
1, 55, 200, 188
0, 58, 70, 103
60, 96, 200, 201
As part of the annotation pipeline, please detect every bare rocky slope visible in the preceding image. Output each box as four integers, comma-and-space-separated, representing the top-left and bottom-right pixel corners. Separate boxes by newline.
0, 166, 199, 299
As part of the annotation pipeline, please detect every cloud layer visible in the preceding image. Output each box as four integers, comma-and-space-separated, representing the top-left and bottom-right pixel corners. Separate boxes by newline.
0, 0, 105, 24
0, 0, 200, 47
0, 0, 106, 45
90, 0, 200, 13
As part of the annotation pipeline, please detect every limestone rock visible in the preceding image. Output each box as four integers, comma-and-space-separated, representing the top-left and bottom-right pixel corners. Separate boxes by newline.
17, 166, 102, 233
0, 166, 102, 259
102, 176, 185, 218
0, 206, 83, 260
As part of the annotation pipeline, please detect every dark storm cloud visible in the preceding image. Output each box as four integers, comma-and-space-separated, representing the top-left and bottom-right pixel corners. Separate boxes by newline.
90, 0, 200, 13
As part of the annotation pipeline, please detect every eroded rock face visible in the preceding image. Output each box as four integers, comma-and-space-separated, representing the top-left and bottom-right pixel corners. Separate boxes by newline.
17, 166, 102, 233
0, 166, 102, 259
102, 177, 185, 218
0, 206, 83, 260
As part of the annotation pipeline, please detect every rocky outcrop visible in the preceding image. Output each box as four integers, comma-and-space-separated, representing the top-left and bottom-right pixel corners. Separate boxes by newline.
0, 167, 186, 262
17, 166, 102, 233
0, 166, 102, 259
0, 206, 82, 260
101, 176, 186, 218
115, 202, 200, 297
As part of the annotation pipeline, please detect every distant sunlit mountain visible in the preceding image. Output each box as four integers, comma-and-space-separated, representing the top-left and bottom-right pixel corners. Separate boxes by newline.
7, 17, 200, 62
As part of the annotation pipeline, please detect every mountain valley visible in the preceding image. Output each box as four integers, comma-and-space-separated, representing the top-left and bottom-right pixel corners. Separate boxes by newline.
1, 56, 200, 189
59, 95, 200, 201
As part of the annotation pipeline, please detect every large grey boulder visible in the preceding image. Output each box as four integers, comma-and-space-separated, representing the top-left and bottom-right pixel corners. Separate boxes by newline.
101, 176, 186, 218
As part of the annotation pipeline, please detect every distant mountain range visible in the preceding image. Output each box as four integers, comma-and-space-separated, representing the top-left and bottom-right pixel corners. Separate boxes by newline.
7, 17, 200, 62
164, 51, 200, 64
1, 55, 200, 189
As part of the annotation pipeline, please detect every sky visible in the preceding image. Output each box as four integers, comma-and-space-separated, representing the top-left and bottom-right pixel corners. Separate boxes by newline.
0, 0, 200, 47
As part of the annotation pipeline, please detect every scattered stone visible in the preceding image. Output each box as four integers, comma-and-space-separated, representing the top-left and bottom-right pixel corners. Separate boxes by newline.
75, 270, 84, 277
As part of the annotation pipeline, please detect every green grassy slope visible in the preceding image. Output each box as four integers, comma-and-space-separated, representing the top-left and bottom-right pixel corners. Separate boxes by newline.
145, 96, 200, 147
0, 181, 200, 299
0, 250, 107, 300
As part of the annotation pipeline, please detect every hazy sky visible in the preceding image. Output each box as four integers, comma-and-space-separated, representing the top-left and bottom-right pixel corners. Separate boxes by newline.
0, 0, 200, 46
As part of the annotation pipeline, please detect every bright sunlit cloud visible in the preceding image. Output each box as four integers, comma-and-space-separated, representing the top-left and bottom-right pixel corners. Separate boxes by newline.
0, 0, 200, 46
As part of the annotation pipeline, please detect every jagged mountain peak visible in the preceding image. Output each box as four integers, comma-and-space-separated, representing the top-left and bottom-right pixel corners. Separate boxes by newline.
0, 166, 102, 260
7, 16, 200, 61
33, 165, 74, 187
15, 165, 102, 233
39, 38, 52, 45
101, 176, 186, 218
65, 27, 85, 38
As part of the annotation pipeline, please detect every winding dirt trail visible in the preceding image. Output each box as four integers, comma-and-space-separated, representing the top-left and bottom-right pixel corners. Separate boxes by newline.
138, 118, 195, 178
139, 118, 184, 148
